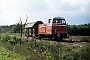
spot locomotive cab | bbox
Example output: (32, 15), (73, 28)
(48, 17), (66, 24)
(53, 18), (66, 24)
(52, 17), (69, 39)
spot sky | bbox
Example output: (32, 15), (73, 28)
(0, 0), (90, 25)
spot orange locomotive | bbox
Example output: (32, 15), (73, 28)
(25, 17), (69, 41)
(38, 17), (69, 40)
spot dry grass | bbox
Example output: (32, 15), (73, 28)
(0, 34), (90, 60)
(70, 36), (90, 40)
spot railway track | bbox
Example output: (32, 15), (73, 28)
(8, 34), (90, 42)
(32, 36), (90, 43)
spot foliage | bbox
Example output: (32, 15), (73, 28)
(1, 35), (11, 43)
(0, 34), (90, 60)
(0, 25), (9, 33)
(67, 23), (90, 36)
(0, 46), (26, 60)
(0, 23), (25, 34)
(1, 34), (20, 45)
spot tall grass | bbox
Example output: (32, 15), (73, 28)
(0, 34), (90, 60)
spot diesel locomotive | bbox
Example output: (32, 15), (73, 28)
(25, 17), (69, 41)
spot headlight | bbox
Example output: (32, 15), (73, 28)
(67, 34), (70, 37)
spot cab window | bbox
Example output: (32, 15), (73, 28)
(53, 19), (66, 24)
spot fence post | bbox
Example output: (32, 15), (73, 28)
(20, 17), (22, 46)
(19, 15), (28, 46)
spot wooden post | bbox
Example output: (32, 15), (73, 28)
(20, 17), (22, 46)
(19, 15), (28, 46)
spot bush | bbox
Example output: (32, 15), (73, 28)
(1, 35), (90, 60)
(2, 35), (11, 43)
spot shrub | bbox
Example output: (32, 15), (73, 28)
(1, 35), (90, 60)
(2, 35), (11, 43)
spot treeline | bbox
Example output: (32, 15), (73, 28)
(0, 25), (10, 33)
(67, 23), (90, 36)
(0, 23), (25, 34)
(0, 23), (90, 36)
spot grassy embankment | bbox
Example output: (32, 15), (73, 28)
(0, 46), (26, 60)
(0, 34), (90, 60)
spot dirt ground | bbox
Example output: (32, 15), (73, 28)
(64, 36), (90, 41)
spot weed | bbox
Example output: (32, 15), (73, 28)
(0, 34), (90, 60)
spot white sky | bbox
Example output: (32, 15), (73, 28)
(0, 0), (90, 25)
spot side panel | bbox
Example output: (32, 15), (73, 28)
(46, 24), (52, 34)
(38, 24), (52, 35)
(38, 24), (46, 34)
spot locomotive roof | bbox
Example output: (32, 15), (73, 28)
(25, 21), (43, 28)
(25, 22), (36, 28)
(53, 17), (65, 20)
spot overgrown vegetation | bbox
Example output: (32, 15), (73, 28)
(0, 34), (90, 60)
(0, 46), (26, 60)
(67, 23), (90, 36)
(0, 23), (25, 34)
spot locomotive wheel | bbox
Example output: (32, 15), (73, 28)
(56, 37), (63, 42)
(59, 38), (63, 42)
(38, 35), (43, 40)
